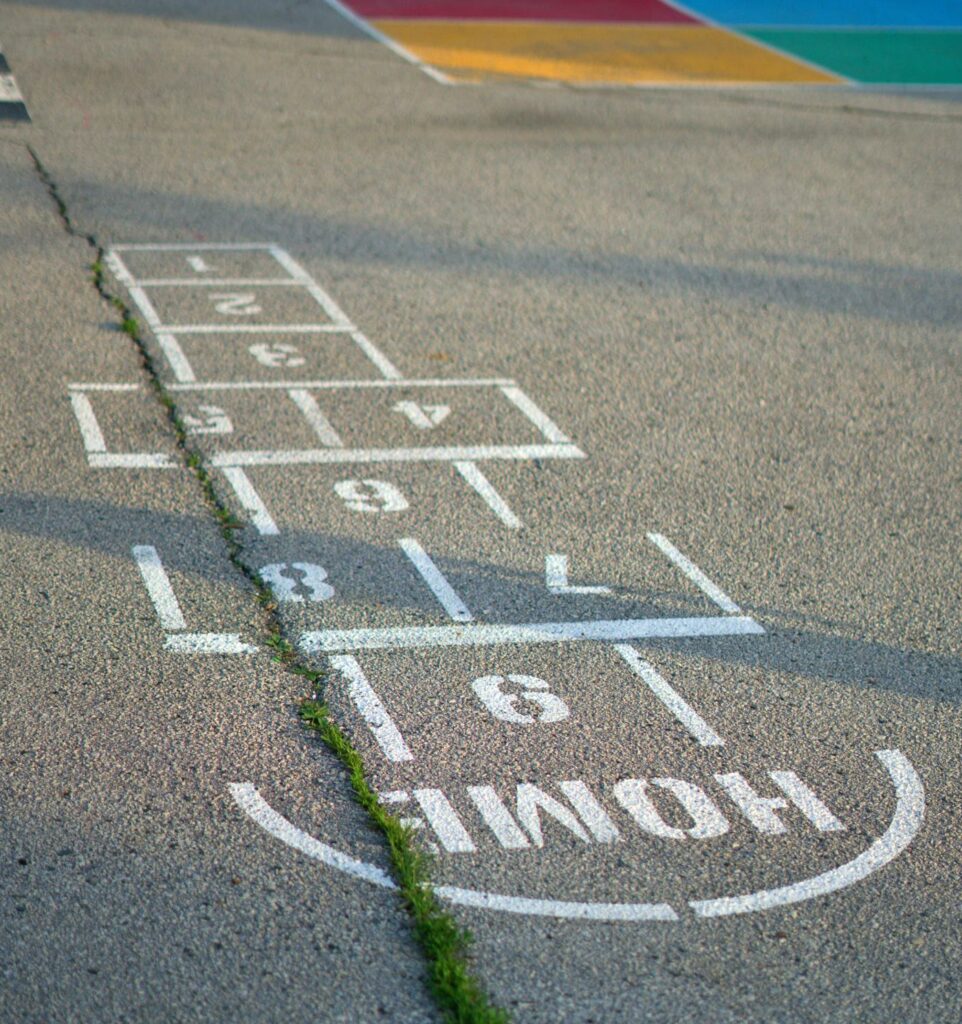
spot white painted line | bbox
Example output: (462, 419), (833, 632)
(152, 324), (353, 334)
(221, 467), (279, 535)
(454, 461), (521, 529)
(319, 0), (455, 85)
(331, 655), (414, 762)
(614, 645), (724, 747)
(229, 783), (397, 888)
(69, 393), (107, 453)
(0, 74), (23, 102)
(208, 443), (585, 468)
(167, 378), (515, 392)
(647, 533), (742, 614)
(134, 279), (301, 287)
(126, 287), (165, 332)
(164, 633), (258, 654)
(112, 243), (277, 252)
(350, 330), (403, 380)
(500, 386), (571, 443)
(398, 538), (473, 622)
(231, 784), (677, 919)
(156, 333), (196, 382)
(104, 250), (135, 287)
(287, 389), (344, 447)
(545, 554), (611, 594)
(132, 545), (187, 630)
(69, 383), (141, 392)
(301, 615), (764, 653)
(691, 750), (924, 917)
(433, 887), (678, 920)
(88, 453), (177, 469)
(233, 749), (919, 922)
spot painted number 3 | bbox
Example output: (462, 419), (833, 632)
(471, 675), (570, 725)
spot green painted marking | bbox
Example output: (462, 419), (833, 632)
(746, 29), (962, 84)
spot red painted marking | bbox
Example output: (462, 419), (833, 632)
(350, 0), (700, 23)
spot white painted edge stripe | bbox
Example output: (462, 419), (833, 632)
(88, 453), (178, 468)
(454, 461), (521, 529)
(156, 333), (196, 382)
(231, 749), (920, 921)
(85, 444), (582, 470)
(349, 330), (403, 380)
(399, 538), (473, 622)
(330, 656), (414, 762)
(71, 378), (515, 392)
(287, 389), (344, 447)
(221, 467), (279, 535)
(648, 533), (742, 613)
(69, 393), (107, 453)
(164, 633), (258, 654)
(111, 243), (278, 252)
(152, 324), (352, 334)
(132, 545), (187, 630)
(229, 783), (396, 888)
(433, 886), (678, 920)
(207, 444), (585, 467)
(319, 0), (455, 85)
(301, 615), (764, 652)
(126, 286), (164, 332)
(134, 278), (300, 287)
(0, 73), (24, 102)
(615, 645), (724, 747)
(691, 750), (924, 917)
(499, 386), (571, 443)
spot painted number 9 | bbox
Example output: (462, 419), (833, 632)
(470, 674), (570, 725)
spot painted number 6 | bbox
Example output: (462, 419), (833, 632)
(470, 674), (570, 725)
(333, 479), (409, 513)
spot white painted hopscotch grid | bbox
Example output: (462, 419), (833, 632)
(72, 241), (925, 926)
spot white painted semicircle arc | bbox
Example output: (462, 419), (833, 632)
(229, 749), (923, 923)
(690, 750), (924, 918)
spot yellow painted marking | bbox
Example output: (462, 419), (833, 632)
(371, 22), (840, 84)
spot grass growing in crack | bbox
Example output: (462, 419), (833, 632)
(299, 699), (509, 1024)
(27, 143), (510, 1024)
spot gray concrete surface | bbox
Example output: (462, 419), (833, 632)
(1, 1), (960, 1021)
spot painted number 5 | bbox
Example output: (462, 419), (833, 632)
(471, 675), (570, 725)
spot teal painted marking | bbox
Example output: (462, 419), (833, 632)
(747, 29), (962, 83)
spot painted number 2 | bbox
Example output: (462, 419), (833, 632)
(211, 293), (262, 316)
(259, 563), (335, 603)
(334, 479), (409, 514)
(471, 675), (570, 725)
